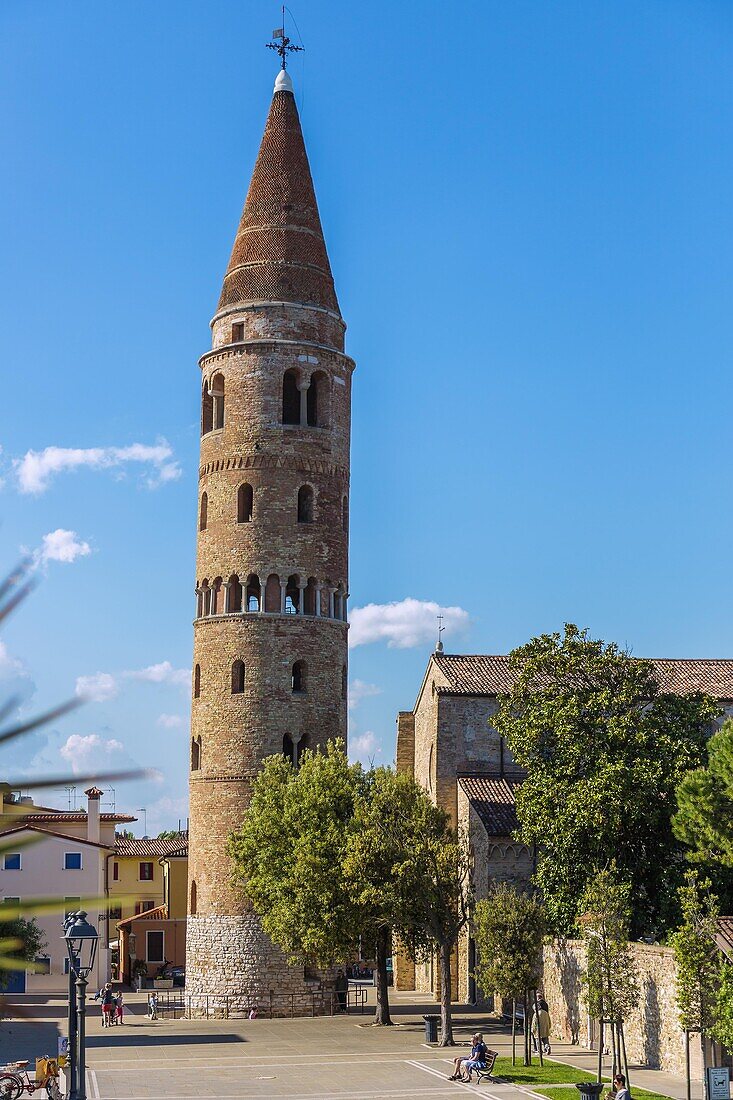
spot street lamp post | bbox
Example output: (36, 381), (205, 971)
(63, 911), (98, 1100)
(62, 913), (78, 1100)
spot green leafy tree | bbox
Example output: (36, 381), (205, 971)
(494, 624), (718, 937)
(669, 871), (720, 1034)
(0, 907), (46, 989)
(674, 720), (733, 869)
(668, 871), (720, 1092)
(473, 884), (544, 1065)
(398, 813), (472, 1046)
(579, 867), (639, 1083)
(344, 767), (438, 1026)
(711, 962), (733, 1052)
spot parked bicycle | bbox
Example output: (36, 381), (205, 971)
(0, 1058), (62, 1100)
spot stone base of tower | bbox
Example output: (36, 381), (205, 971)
(185, 913), (335, 1018)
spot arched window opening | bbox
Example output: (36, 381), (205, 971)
(228, 574), (242, 613)
(200, 580), (210, 617)
(246, 574), (261, 612)
(304, 578), (317, 616)
(282, 369), (300, 425)
(264, 574), (280, 613)
(237, 483), (253, 523)
(285, 575), (300, 615)
(342, 664), (348, 701)
(201, 384), (213, 435)
(191, 737), (201, 771)
(342, 496), (348, 533)
(211, 373), (225, 430)
(307, 371), (328, 427)
(297, 485), (313, 524)
(193, 664), (201, 699)
(283, 733), (307, 768)
(190, 880), (197, 916)
(199, 492), (208, 532)
(231, 660), (245, 694)
(212, 577), (223, 615)
(292, 660), (307, 694)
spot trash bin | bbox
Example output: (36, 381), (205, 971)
(423, 1014), (440, 1043)
(575, 1083), (604, 1100)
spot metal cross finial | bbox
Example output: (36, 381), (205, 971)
(266, 7), (304, 70)
(436, 613), (445, 653)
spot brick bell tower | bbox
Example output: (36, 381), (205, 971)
(186, 65), (352, 1010)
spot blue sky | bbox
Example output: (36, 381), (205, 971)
(2, 1), (732, 832)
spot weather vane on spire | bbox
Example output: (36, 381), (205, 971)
(266, 6), (304, 70)
(436, 613), (445, 654)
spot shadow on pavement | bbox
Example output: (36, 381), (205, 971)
(87, 1032), (246, 1048)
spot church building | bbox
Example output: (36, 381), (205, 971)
(186, 62), (353, 1012)
(396, 650), (733, 1003)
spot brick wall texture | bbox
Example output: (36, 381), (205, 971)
(186, 82), (353, 1010)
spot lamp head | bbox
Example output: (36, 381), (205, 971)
(63, 909), (98, 978)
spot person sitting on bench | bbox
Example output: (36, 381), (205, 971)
(448, 1033), (488, 1082)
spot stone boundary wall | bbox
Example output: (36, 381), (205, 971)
(541, 940), (703, 1079)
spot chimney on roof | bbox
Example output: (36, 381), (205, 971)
(85, 786), (102, 844)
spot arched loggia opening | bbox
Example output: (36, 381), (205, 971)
(282, 370), (300, 425)
(211, 374), (225, 430)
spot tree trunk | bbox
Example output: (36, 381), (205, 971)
(373, 926), (392, 1026)
(512, 999), (517, 1065)
(597, 1017), (603, 1084)
(438, 940), (455, 1046)
(523, 991), (531, 1066)
(685, 1030), (691, 1100)
(619, 1021), (629, 1088)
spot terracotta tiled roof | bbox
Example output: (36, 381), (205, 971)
(716, 917), (733, 961)
(160, 845), (188, 860)
(0, 823), (114, 850)
(434, 654), (733, 701)
(218, 85), (339, 314)
(458, 776), (522, 836)
(117, 904), (167, 927)
(5, 812), (137, 824)
(115, 834), (188, 858)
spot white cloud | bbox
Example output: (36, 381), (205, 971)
(34, 528), (91, 567)
(349, 730), (382, 764)
(348, 679), (382, 711)
(125, 661), (190, 687)
(14, 440), (181, 494)
(75, 672), (119, 703)
(0, 641), (27, 680)
(156, 713), (184, 729)
(144, 794), (189, 836)
(59, 733), (125, 776)
(349, 598), (470, 649)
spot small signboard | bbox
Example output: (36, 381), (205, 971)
(706, 1067), (730, 1100)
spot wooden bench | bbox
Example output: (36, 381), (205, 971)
(466, 1048), (498, 1084)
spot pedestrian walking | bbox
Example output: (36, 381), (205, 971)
(148, 991), (158, 1020)
(115, 991), (124, 1025)
(335, 969), (348, 1012)
(532, 997), (552, 1054)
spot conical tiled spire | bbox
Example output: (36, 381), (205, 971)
(218, 76), (339, 315)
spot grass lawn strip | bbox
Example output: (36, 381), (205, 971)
(493, 1056), (604, 1085)
(534, 1087), (674, 1100)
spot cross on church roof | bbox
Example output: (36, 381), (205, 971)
(266, 7), (304, 70)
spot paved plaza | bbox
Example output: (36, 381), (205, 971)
(0, 991), (705, 1100)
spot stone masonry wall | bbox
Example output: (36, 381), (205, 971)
(541, 940), (704, 1079)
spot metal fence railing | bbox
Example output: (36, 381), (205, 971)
(172, 984), (367, 1020)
